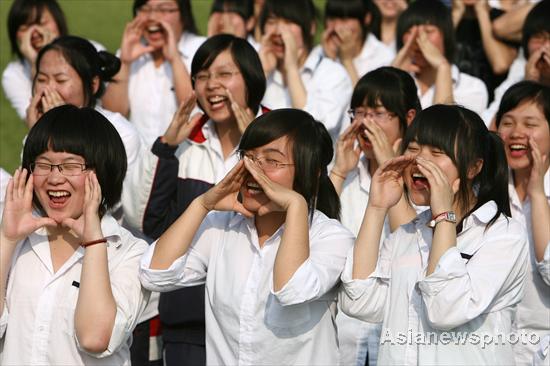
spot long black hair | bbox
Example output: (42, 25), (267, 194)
(402, 104), (510, 226)
(239, 108), (341, 220)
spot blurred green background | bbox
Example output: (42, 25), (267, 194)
(0, 0), (327, 174)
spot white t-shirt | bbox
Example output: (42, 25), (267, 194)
(508, 169), (550, 366)
(0, 214), (151, 366)
(140, 210), (354, 365)
(261, 51), (353, 141)
(1, 40), (105, 121)
(417, 64), (489, 116)
(126, 32), (205, 147)
(340, 201), (528, 365)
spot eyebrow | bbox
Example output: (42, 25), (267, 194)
(258, 147), (286, 157)
(35, 156), (85, 163)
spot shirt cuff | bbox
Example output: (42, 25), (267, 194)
(340, 248), (391, 300)
(418, 246), (468, 296)
(271, 259), (321, 306)
(139, 241), (190, 292)
(535, 242), (550, 286)
(0, 304), (8, 338)
(151, 137), (178, 158)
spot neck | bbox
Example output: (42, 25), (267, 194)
(512, 167), (530, 202)
(380, 18), (397, 45)
(47, 225), (80, 248)
(152, 50), (165, 67)
(214, 120), (241, 159)
(255, 212), (286, 247)
(416, 66), (439, 94)
(452, 190), (478, 224)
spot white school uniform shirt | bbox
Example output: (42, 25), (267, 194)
(338, 157), (427, 366)
(126, 32), (205, 146)
(140, 210), (355, 365)
(508, 169), (550, 366)
(339, 201), (528, 365)
(1, 40), (105, 120)
(0, 214), (151, 366)
(311, 33), (394, 81)
(261, 51), (353, 141)
(417, 64), (488, 116)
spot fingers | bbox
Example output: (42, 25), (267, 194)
(415, 157), (451, 189)
(380, 155), (415, 174)
(243, 156), (272, 192)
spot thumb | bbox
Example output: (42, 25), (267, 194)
(233, 202), (254, 218)
(38, 217), (58, 229)
(61, 217), (78, 231)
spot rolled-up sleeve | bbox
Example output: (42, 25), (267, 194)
(418, 220), (528, 331)
(536, 242), (550, 286)
(339, 236), (393, 324)
(272, 218), (354, 306)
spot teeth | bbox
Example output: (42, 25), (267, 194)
(510, 144), (527, 150)
(209, 96), (227, 103)
(48, 191), (70, 197)
(412, 173), (426, 179)
(247, 182), (261, 188)
(147, 25), (161, 32)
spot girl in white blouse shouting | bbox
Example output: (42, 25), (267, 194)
(140, 108), (354, 365)
(0, 106), (150, 366)
(340, 104), (528, 365)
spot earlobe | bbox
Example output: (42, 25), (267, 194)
(310, 22), (316, 36)
(364, 13), (372, 27)
(246, 17), (256, 33)
(406, 109), (417, 125)
(92, 76), (100, 95)
(467, 159), (484, 179)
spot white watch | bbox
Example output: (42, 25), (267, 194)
(427, 211), (457, 228)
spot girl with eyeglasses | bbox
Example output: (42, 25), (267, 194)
(329, 66), (421, 366)
(0, 105), (150, 366)
(102, 0), (205, 147)
(139, 108), (354, 365)
(122, 33), (266, 366)
(339, 104), (528, 364)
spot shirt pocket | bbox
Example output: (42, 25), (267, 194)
(264, 294), (311, 336)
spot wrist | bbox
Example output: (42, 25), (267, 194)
(196, 195), (214, 213)
(366, 203), (390, 215)
(330, 169), (348, 181)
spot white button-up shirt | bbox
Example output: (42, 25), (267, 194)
(0, 214), (151, 366)
(340, 201), (528, 365)
(127, 32), (205, 146)
(508, 169), (550, 366)
(261, 51), (353, 141)
(417, 64), (488, 116)
(140, 210), (354, 365)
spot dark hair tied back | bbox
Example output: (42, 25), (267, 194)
(97, 51), (121, 81)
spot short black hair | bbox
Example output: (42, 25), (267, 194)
(34, 36), (121, 108)
(396, 0), (455, 62)
(496, 80), (550, 128)
(521, 0), (550, 58)
(191, 34), (266, 114)
(324, 0), (372, 42)
(239, 108), (341, 220)
(22, 105), (127, 218)
(259, 0), (317, 52)
(402, 104), (510, 226)
(132, 0), (198, 34)
(7, 0), (68, 60)
(351, 66), (421, 133)
(210, 0), (254, 21)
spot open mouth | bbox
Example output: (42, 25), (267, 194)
(411, 172), (429, 190)
(146, 24), (162, 34)
(48, 190), (71, 206)
(207, 95), (228, 109)
(508, 144), (528, 158)
(245, 181), (264, 195)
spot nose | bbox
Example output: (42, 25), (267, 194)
(46, 166), (66, 183)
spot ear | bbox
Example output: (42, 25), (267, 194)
(246, 17), (256, 33)
(310, 21), (316, 36)
(467, 159), (483, 179)
(364, 12), (372, 27)
(406, 109), (417, 125)
(92, 76), (100, 95)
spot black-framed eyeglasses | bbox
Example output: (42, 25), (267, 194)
(237, 150), (294, 171)
(347, 109), (396, 123)
(30, 162), (88, 176)
(192, 70), (241, 84)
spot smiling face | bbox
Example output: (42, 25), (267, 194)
(240, 135), (295, 213)
(325, 17), (364, 46)
(32, 150), (88, 223)
(16, 7), (60, 52)
(263, 16), (306, 60)
(194, 49), (248, 124)
(138, 0), (183, 50)
(34, 49), (88, 106)
(373, 0), (407, 20)
(403, 141), (459, 206)
(498, 100), (550, 172)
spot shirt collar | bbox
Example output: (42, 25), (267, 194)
(413, 200), (499, 228)
(177, 31), (194, 59)
(302, 50), (323, 74)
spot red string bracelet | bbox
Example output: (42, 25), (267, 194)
(80, 238), (107, 248)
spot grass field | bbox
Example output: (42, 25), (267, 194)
(0, 0), (326, 174)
